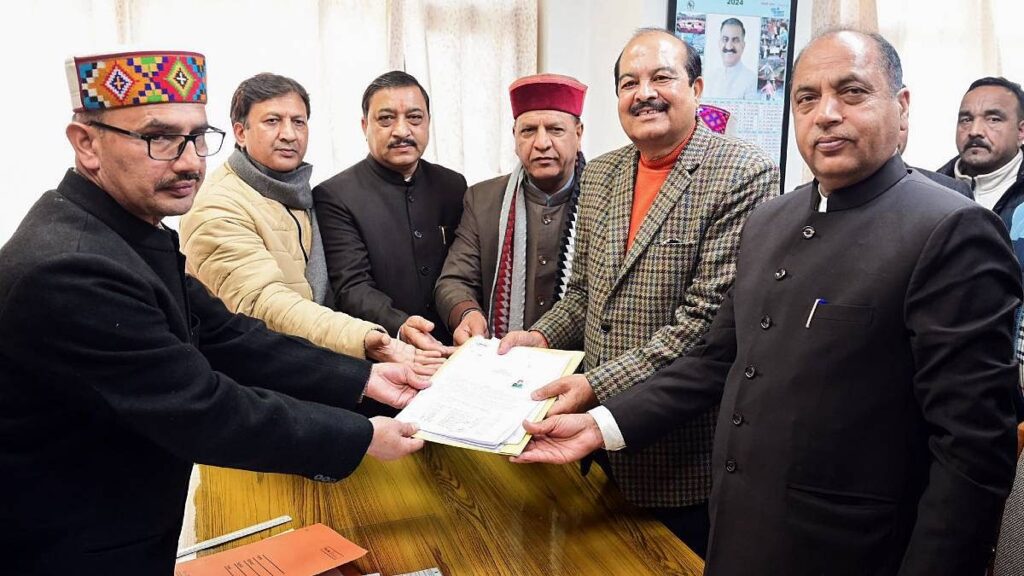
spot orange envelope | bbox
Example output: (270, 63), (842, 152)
(174, 523), (367, 576)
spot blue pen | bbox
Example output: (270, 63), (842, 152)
(805, 298), (827, 328)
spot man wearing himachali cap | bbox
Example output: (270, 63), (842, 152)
(435, 74), (587, 343)
(0, 50), (427, 574)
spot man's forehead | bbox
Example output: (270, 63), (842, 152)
(369, 86), (426, 110)
(621, 34), (686, 72)
(107, 102), (208, 130)
(794, 33), (877, 84)
(962, 85), (1018, 111)
(721, 24), (744, 37)
(516, 109), (576, 126)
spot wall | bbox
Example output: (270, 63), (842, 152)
(537, 0), (812, 192)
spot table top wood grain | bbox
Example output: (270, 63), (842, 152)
(194, 443), (703, 575)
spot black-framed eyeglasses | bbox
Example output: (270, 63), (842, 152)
(88, 120), (226, 161)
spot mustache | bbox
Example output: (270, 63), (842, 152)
(629, 100), (669, 115)
(388, 138), (417, 148)
(964, 137), (990, 150)
(722, 48), (738, 54)
(157, 173), (201, 188)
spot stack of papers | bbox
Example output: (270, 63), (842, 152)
(396, 337), (584, 455)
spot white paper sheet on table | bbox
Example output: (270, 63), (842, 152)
(395, 337), (584, 455)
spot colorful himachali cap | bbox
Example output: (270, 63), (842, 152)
(509, 73), (587, 119)
(66, 50), (207, 112)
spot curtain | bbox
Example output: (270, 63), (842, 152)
(0, 0), (537, 245)
(391, 0), (537, 185)
(878, 0), (1024, 170)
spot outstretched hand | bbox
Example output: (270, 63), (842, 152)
(399, 315), (456, 357)
(364, 362), (431, 408)
(510, 414), (604, 464)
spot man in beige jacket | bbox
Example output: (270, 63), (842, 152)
(181, 73), (441, 370)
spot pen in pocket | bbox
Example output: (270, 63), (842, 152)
(805, 298), (827, 328)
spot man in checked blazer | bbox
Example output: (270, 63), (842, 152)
(499, 28), (778, 556)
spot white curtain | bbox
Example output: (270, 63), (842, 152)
(0, 0), (537, 244)
(391, 0), (537, 185)
(879, 0), (1024, 171)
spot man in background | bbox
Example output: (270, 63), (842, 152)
(315, 71), (465, 351)
(0, 51), (427, 575)
(435, 74), (587, 343)
(181, 73), (441, 372)
(500, 29), (778, 557)
(938, 76), (1024, 262)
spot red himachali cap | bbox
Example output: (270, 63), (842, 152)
(509, 73), (587, 119)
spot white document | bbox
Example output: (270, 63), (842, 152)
(396, 337), (584, 453)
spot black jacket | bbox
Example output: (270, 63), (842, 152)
(0, 171), (375, 575)
(314, 156), (465, 343)
(608, 157), (1022, 575)
(938, 147), (1024, 270)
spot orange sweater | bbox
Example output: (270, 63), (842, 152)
(627, 127), (696, 250)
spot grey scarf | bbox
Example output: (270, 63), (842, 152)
(227, 149), (329, 304)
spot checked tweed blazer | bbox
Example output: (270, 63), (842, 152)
(532, 123), (778, 507)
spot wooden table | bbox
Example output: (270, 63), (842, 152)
(194, 443), (704, 575)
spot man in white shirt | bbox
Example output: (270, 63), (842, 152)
(703, 18), (759, 101)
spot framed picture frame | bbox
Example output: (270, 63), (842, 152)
(668, 0), (798, 190)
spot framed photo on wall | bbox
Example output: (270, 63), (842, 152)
(669, 0), (798, 184)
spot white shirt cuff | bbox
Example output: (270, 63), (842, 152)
(588, 405), (626, 451)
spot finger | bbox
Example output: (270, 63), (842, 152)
(415, 354), (446, 365)
(547, 396), (576, 416)
(377, 333), (391, 347)
(404, 371), (432, 390)
(453, 328), (470, 345)
(412, 363), (440, 377)
(522, 417), (556, 436)
(531, 379), (567, 401)
(497, 334), (521, 355)
(510, 442), (549, 464)
(402, 437), (425, 454)
(399, 421), (419, 437)
(408, 315), (435, 332)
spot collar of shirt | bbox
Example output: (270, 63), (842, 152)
(954, 149), (1023, 201)
(810, 154), (907, 213)
(364, 153), (423, 186)
(523, 171), (575, 207)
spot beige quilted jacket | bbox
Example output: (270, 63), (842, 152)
(180, 162), (380, 358)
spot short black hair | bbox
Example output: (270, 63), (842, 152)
(966, 77), (1024, 120)
(721, 18), (745, 37)
(793, 28), (903, 96)
(613, 28), (702, 93)
(361, 71), (431, 117)
(230, 73), (310, 126)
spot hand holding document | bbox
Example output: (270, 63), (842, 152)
(395, 337), (584, 455)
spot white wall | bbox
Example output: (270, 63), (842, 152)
(538, 0), (669, 160)
(538, 0), (812, 192)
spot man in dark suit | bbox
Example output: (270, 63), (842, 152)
(314, 71), (466, 349)
(513, 30), (1022, 576)
(0, 50), (427, 575)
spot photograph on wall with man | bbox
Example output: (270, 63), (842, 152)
(671, 0), (794, 167)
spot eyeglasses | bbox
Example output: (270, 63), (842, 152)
(88, 120), (226, 161)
